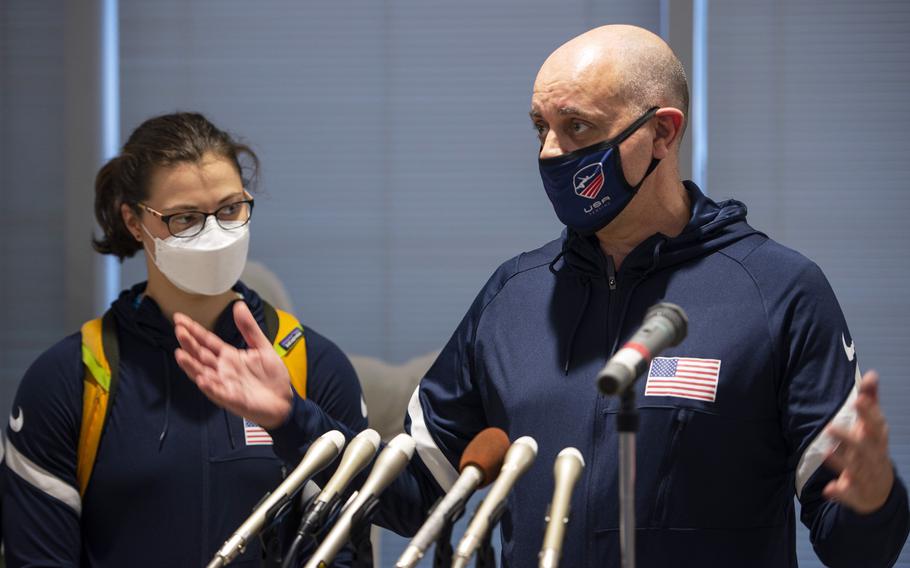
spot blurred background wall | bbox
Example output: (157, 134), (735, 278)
(2, 0), (908, 565)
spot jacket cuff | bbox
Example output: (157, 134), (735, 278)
(267, 390), (320, 464)
(838, 467), (908, 527)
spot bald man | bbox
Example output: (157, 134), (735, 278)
(173, 25), (909, 566)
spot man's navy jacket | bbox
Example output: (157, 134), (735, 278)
(273, 182), (908, 567)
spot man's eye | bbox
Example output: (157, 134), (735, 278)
(571, 121), (590, 134)
(533, 123), (547, 137)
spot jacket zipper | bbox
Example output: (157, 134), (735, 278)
(606, 255), (617, 290)
(653, 407), (692, 525)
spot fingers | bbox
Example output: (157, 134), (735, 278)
(174, 325), (220, 371)
(174, 348), (206, 382)
(173, 312), (227, 357)
(826, 425), (863, 455)
(858, 370), (880, 403)
(823, 475), (852, 502)
(233, 301), (273, 351)
(824, 444), (847, 474)
(855, 395), (887, 443)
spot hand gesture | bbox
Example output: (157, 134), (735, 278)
(823, 370), (895, 514)
(173, 302), (293, 429)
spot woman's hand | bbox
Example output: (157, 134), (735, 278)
(173, 302), (293, 429)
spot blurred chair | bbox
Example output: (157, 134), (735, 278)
(349, 352), (437, 441)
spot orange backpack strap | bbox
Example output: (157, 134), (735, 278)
(261, 301), (308, 399)
(77, 310), (119, 497)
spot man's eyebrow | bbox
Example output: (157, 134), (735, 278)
(557, 106), (597, 120)
(528, 106), (599, 121)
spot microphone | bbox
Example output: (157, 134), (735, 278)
(281, 430), (382, 568)
(452, 436), (538, 568)
(298, 428), (381, 535)
(596, 302), (688, 396)
(538, 447), (585, 568)
(303, 433), (416, 568)
(396, 427), (511, 568)
(206, 430), (345, 568)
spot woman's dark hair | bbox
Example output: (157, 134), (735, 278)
(92, 112), (260, 260)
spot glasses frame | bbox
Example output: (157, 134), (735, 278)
(138, 198), (255, 238)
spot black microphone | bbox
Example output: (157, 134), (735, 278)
(596, 303), (688, 396)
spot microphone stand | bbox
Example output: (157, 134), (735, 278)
(474, 500), (507, 568)
(616, 389), (638, 568)
(349, 495), (380, 568)
(430, 495), (467, 568)
(475, 531), (496, 568)
(283, 495), (342, 568)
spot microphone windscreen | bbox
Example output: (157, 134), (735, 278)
(459, 427), (510, 488)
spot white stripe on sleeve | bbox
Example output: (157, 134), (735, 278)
(5, 438), (81, 515)
(406, 386), (459, 492)
(795, 366), (862, 498)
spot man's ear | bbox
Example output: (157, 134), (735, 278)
(121, 203), (143, 242)
(652, 107), (685, 159)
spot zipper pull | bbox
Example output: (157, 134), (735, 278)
(606, 256), (617, 290)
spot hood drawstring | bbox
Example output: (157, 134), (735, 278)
(550, 240), (597, 375)
(158, 350), (171, 451)
(224, 409), (236, 450)
(564, 280), (591, 375)
(552, 233), (668, 375)
(130, 312), (173, 452)
(548, 249), (566, 276)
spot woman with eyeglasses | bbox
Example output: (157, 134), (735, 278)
(2, 112), (367, 567)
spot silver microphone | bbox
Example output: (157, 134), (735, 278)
(396, 427), (511, 568)
(538, 447), (585, 568)
(596, 302), (688, 395)
(206, 430), (345, 568)
(303, 434), (416, 568)
(452, 436), (538, 568)
(297, 429), (381, 536)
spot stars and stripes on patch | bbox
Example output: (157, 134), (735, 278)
(644, 357), (722, 402)
(244, 418), (273, 446)
(578, 171), (604, 198)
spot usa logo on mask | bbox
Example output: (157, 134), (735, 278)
(573, 163), (605, 199)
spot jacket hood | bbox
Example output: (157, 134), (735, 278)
(551, 181), (761, 374)
(110, 280), (266, 350)
(558, 181), (759, 281)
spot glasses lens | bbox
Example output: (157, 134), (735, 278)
(168, 212), (206, 237)
(215, 201), (252, 230)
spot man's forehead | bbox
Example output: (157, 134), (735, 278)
(529, 83), (624, 122)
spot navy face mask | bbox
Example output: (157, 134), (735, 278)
(539, 107), (660, 235)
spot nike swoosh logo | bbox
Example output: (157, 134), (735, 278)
(842, 333), (856, 362)
(9, 407), (23, 433)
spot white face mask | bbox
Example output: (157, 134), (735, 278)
(142, 218), (250, 296)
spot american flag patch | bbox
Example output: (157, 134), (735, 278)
(244, 418), (273, 446)
(645, 357), (722, 402)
